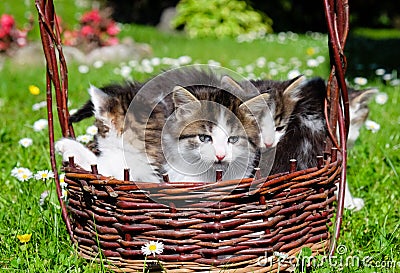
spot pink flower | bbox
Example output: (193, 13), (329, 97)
(80, 25), (95, 37)
(0, 28), (7, 39)
(1, 14), (15, 31)
(81, 10), (102, 24)
(105, 37), (119, 46)
(106, 22), (120, 36)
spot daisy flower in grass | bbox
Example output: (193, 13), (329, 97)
(17, 233), (32, 243)
(354, 77), (368, 86)
(34, 170), (54, 181)
(19, 137), (33, 148)
(32, 101), (47, 111)
(59, 173), (68, 201)
(39, 190), (50, 206)
(141, 241), (164, 256)
(76, 134), (93, 144)
(11, 167), (33, 181)
(33, 119), (48, 132)
(375, 92), (388, 105)
(86, 125), (98, 136)
(365, 120), (380, 133)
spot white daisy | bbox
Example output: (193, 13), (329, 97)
(142, 63), (154, 74)
(245, 64), (254, 73)
(39, 190), (50, 206)
(306, 59), (319, 67)
(141, 241), (164, 256)
(19, 138), (33, 148)
(382, 74), (392, 81)
(78, 65), (89, 74)
(316, 55), (325, 63)
(365, 120), (380, 133)
(61, 188), (68, 201)
(256, 57), (266, 68)
(354, 77), (368, 86)
(207, 60), (221, 67)
(178, 55), (192, 65)
(150, 57), (161, 66)
(11, 167), (33, 182)
(33, 119), (48, 132)
(32, 101), (47, 111)
(375, 92), (388, 105)
(93, 60), (104, 68)
(287, 69), (301, 79)
(34, 170), (55, 181)
(120, 65), (132, 78)
(76, 134), (93, 144)
(390, 79), (400, 86)
(86, 125), (98, 136)
(375, 68), (385, 76)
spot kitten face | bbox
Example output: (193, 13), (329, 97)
(240, 76), (305, 149)
(162, 85), (258, 181)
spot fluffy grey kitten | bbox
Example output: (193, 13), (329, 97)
(160, 71), (261, 182)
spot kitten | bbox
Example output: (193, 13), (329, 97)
(347, 87), (378, 149)
(161, 71), (260, 182)
(343, 86), (377, 211)
(56, 82), (163, 182)
(236, 76), (376, 211)
(224, 75), (324, 174)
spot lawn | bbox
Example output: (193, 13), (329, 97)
(1, 2), (400, 273)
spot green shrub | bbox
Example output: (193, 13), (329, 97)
(172, 0), (273, 38)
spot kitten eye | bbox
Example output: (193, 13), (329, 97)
(228, 136), (239, 144)
(199, 134), (212, 143)
(276, 125), (285, 132)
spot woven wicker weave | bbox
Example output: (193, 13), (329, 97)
(35, 0), (350, 271)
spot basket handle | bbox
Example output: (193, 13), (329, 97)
(323, 0), (350, 256)
(35, 0), (74, 241)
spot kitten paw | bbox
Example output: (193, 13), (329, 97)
(344, 197), (365, 211)
(55, 138), (97, 170)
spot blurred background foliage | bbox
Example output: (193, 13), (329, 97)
(1, 0), (399, 76)
(104, 0), (400, 31)
(171, 0), (273, 38)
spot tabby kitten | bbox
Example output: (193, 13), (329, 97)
(347, 87), (378, 149)
(344, 86), (377, 211)
(161, 73), (261, 182)
(56, 82), (163, 182)
(223, 75), (322, 174)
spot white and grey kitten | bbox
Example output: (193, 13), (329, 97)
(161, 76), (260, 182)
(56, 82), (162, 182)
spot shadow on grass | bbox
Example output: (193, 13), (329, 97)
(345, 35), (400, 78)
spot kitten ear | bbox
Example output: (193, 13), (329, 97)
(239, 93), (271, 116)
(88, 85), (109, 119)
(283, 75), (306, 103)
(221, 76), (245, 94)
(351, 88), (378, 108)
(172, 86), (201, 119)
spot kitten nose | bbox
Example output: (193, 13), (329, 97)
(265, 142), (273, 148)
(216, 154), (225, 161)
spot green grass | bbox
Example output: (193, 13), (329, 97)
(352, 28), (400, 40)
(1, 5), (400, 272)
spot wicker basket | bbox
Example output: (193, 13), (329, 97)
(35, 0), (350, 271)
